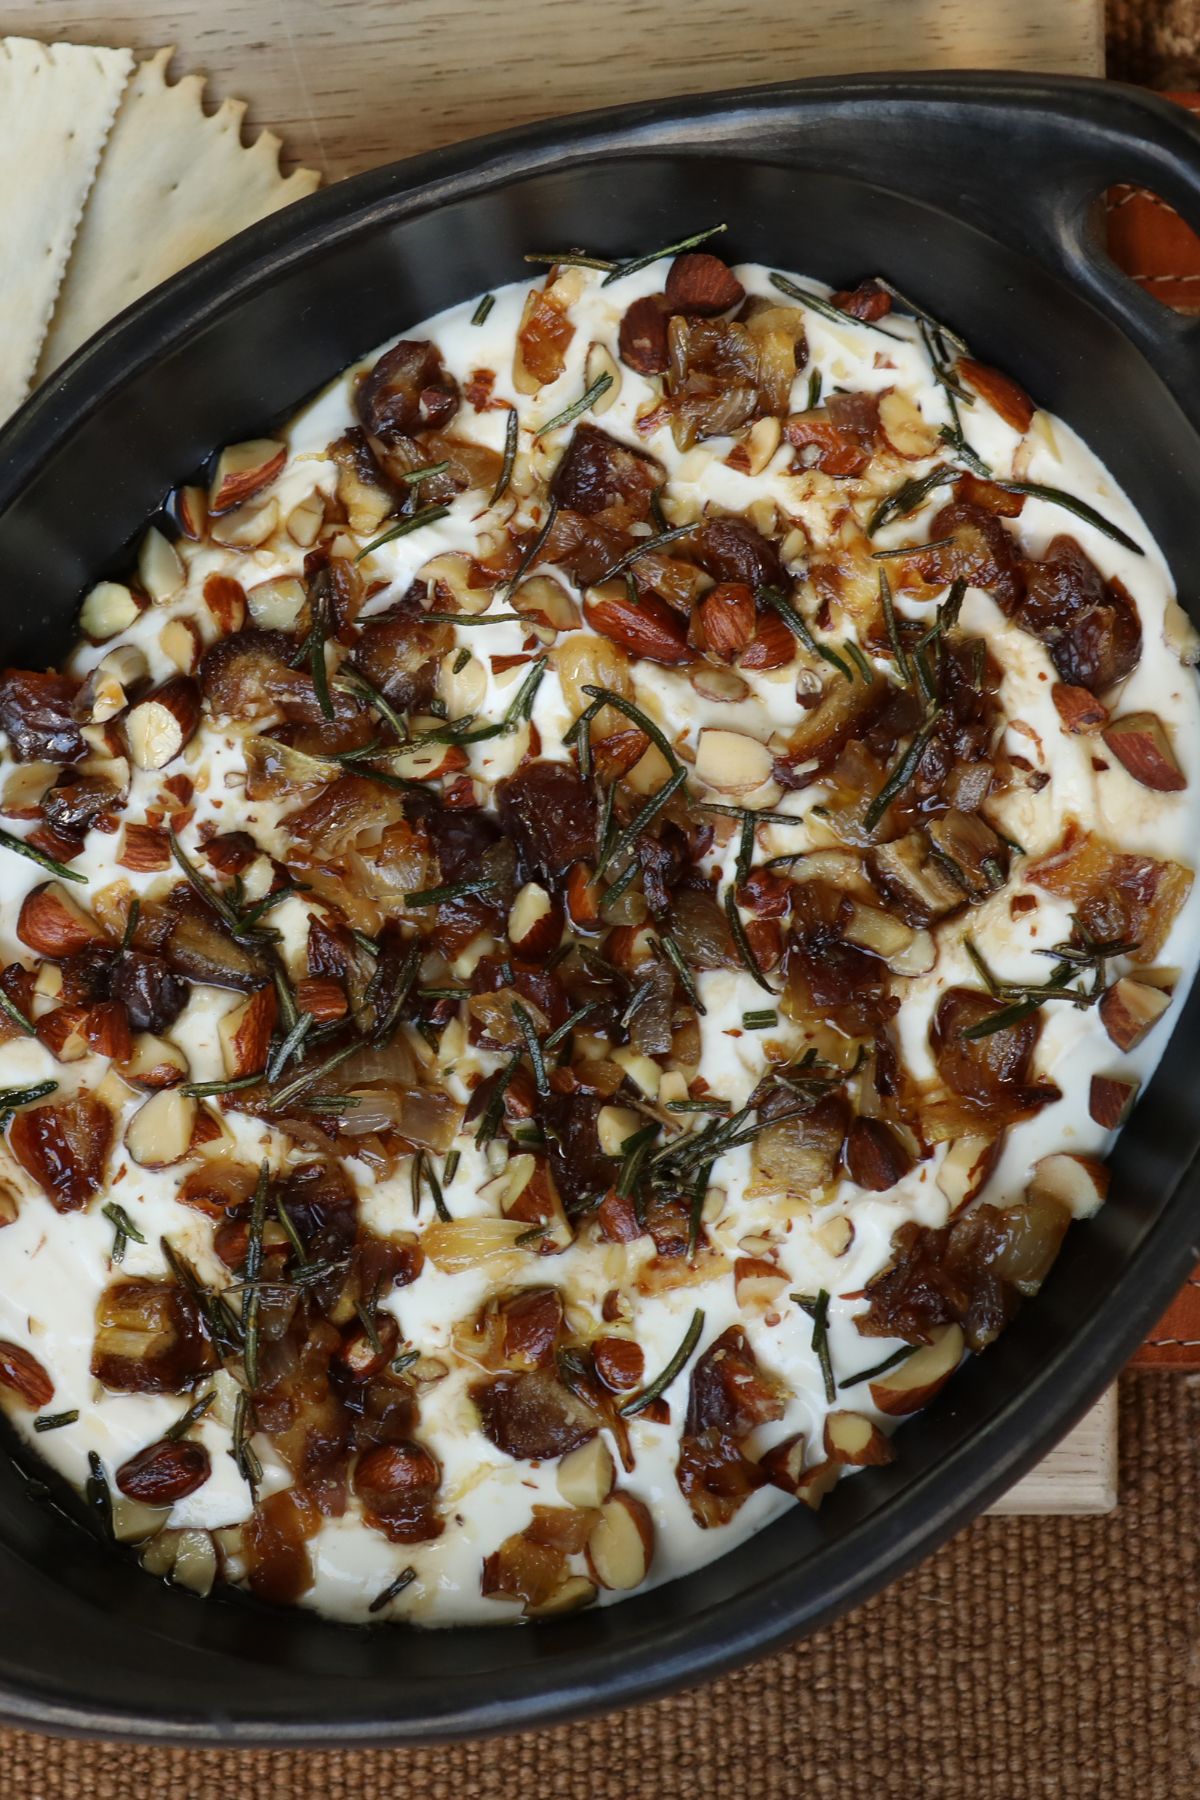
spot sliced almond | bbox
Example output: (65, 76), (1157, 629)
(526, 1574), (598, 1618)
(585, 1492), (654, 1591)
(585, 340), (621, 415)
(202, 574), (246, 636)
(878, 388), (940, 459)
(795, 1458), (842, 1510)
(82, 644), (149, 724)
(137, 529), (183, 603)
(1027, 1151), (1109, 1220)
(507, 882), (562, 959)
(247, 576), (307, 633)
(1088, 1073), (1139, 1130)
(690, 665), (751, 704)
(119, 1033), (189, 1090)
(869, 1323), (963, 1416)
(1099, 977), (1171, 1051)
(125, 677), (201, 771)
(159, 617), (203, 675)
(512, 575), (579, 633)
(597, 1105), (644, 1158)
(814, 1214), (854, 1258)
(937, 1134), (1002, 1215)
(760, 1432), (809, 1494)
(125, 1088), (197, 1169)
(843, 901), (913, 960)
(823, 1409), (894, 1466)
(557, 1435), (615, 1509)
(420, 551), (489, 615)
(210, 498), (280, 551)
(80, 581), (141, 643)
(439, 648), (488, 716)
(733, 1255), (788, 1311)
(218, 988), (277, 1079)
(694, 727), (774, 794)
(209, 440), (286, 516)
(285, 490), (326, 548)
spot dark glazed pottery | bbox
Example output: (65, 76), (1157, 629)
(0, 72), (1198, 1745)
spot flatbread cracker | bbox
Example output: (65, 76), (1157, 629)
(0, 37), (132, 422)
(40, 48), (320, 376)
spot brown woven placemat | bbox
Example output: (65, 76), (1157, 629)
(0, 1372), (1193, 1799)
(1109, 0), (1200, 86)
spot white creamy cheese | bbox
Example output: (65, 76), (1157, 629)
(0, 260), (1196, 1626)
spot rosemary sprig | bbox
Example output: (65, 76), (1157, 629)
(806, 368), (822, 409)
(475, 1050), (521, 1147)
(620, 1308), (705, 1414)
(241, 1162), (270, 1389)
(333, 668), (409, 744)
(85, 1450), (114, 1540)
(232, 1389), (262, 1497)
(266, 1011), (314, 1084)
(164, 1391), (216, 1441)
(769, 271), (903, 341)
(696, 802), (808, 827)
(599, 767), (687, 876)
(180, 1072), (262, 1099)
(423, 612), (526, 627)
(490, 406), (519, 506)
(305, 584), (334, 722)
(870, 535), (954, 560)
(867, 464), (959, 536)
(995, 481), (1143, 555)
(411, 1148), (452, 1223)
(659, 931), (707, 1014)
(759, 585), (853, 681)
(0, 824), (87, 884)
(537, 371), (613, 435)
(354, 503), (451, 563)
(615, 1122), (660, 1200)
(570, 684), (682, 776)
(743, 1009), (778, 1030)
(471, 293), (496, 325)
(401, 460), (451, 487)
(502, 496), (559, 599)
(267, 1041), (360, 1113)
(723, 887), (773, 993)
(879, 568), (911, 685)
(862, 708), (944, 833)
(34, 1409), (79, 1432)
(844, 640), (874, 683)
(542, 999), (603, 1051)
(839, 1343), (918, 1390)
(369, 1566), (418, 1613)
(921, 322), (990, 476)
(0, 1079), (57, 1129)
(793, 1288), (836, 1403)
(912, 576), (967, 657)
(873, 279), (969, 350)
(734, 811), (756, 886)
(524, 249), (617, 271)
(405, 874), (498, 908)
(102, 1200), (146, 1263)
(590, 522), (695, 585)
(512, 1000), (550, 1099)
(602, 224), (727, 286)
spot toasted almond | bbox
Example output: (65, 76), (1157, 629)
(507, 882), (563, 959)
(937, 1135), (1002, 1215)
(119, 1033), (189, 1090)
(80, 581), (141, 642)
(512, 574), (579, 633)
(285, 490), (326, 548)
(696, 582), (756, 662)
(823, 1409), (894, 1466)
(733, 1255), (788, 1311)
(118, 823), (171, 873)
(584, 341), (621, 414)
(125, 677), (201, 771)
(218, 988), (277, 1079)
(585, 1491), (654, 1591)
(18, 883), (101, 958)
(1027, 1151), (1109, 1220)
(159, 617), (203, 675)
(526, 1575), (598, 1618)
(439, 649), (488, 715)
(295, 976), (348, 1024)
(956, 359), (1035, 433)
(137, 528), (183, 603)
(245, 576), (307, 634)
(1099, 977), (1171, 1051)
(36, 1005), (90, 1061)
(1101, 712), (1186, 793)
(565, 862), (603, 935)
(795, 1458), (842, 1510)
(597, 1105), (644, 1158)
(1088, 1073), (1139, 1130)
(759, 1432), (808, 1494)
(125, 1088), (197, 1169)
(1051, 682), (1108, 734)
(694, 727), (774, 794)
(814, 1214), (854, 1257)
(209, 440), (287, 516)
(689, 664), (751, 704)
(81, 644), (149, 724)
(870, 1323), (963, 1416)
(557, 1436), (615, 1509)
(878, 388), (940, 459)
(845, 1117), (914, 1192)
(210, 497), (281, 551)
(202, 573), (247, 636)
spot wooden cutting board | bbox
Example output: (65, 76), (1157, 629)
(5, 0), (1103, 181)
(6, 0), (1111, 1514)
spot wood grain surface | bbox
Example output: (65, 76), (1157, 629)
(4, 0), (1103, 181)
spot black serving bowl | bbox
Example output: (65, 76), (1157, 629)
(0, 71), (1199, 1746)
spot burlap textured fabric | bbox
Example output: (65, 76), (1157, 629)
(0, 1374), (1193, 1799)
(1109, 0), (1200, 86)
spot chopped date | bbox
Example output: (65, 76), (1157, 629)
(111, 948), (189, 1034)
(9, 1094), (113, 1213)
(676, 1426), (768, 1529)
(930, 988), (1061, 1120)
(684, 1324), (787, 1439)
(92, 1278), (217, 1394)
(550, 423), (663, 522)
(495, 761), (599, 881)
(692, 516), (785, 592)
(472, 1368), (599, 1461)
(356, 339), (460, 441)
(0, 669), (85, 763)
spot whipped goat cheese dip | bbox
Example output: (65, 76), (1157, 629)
(0, 239), (1195, 1626)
